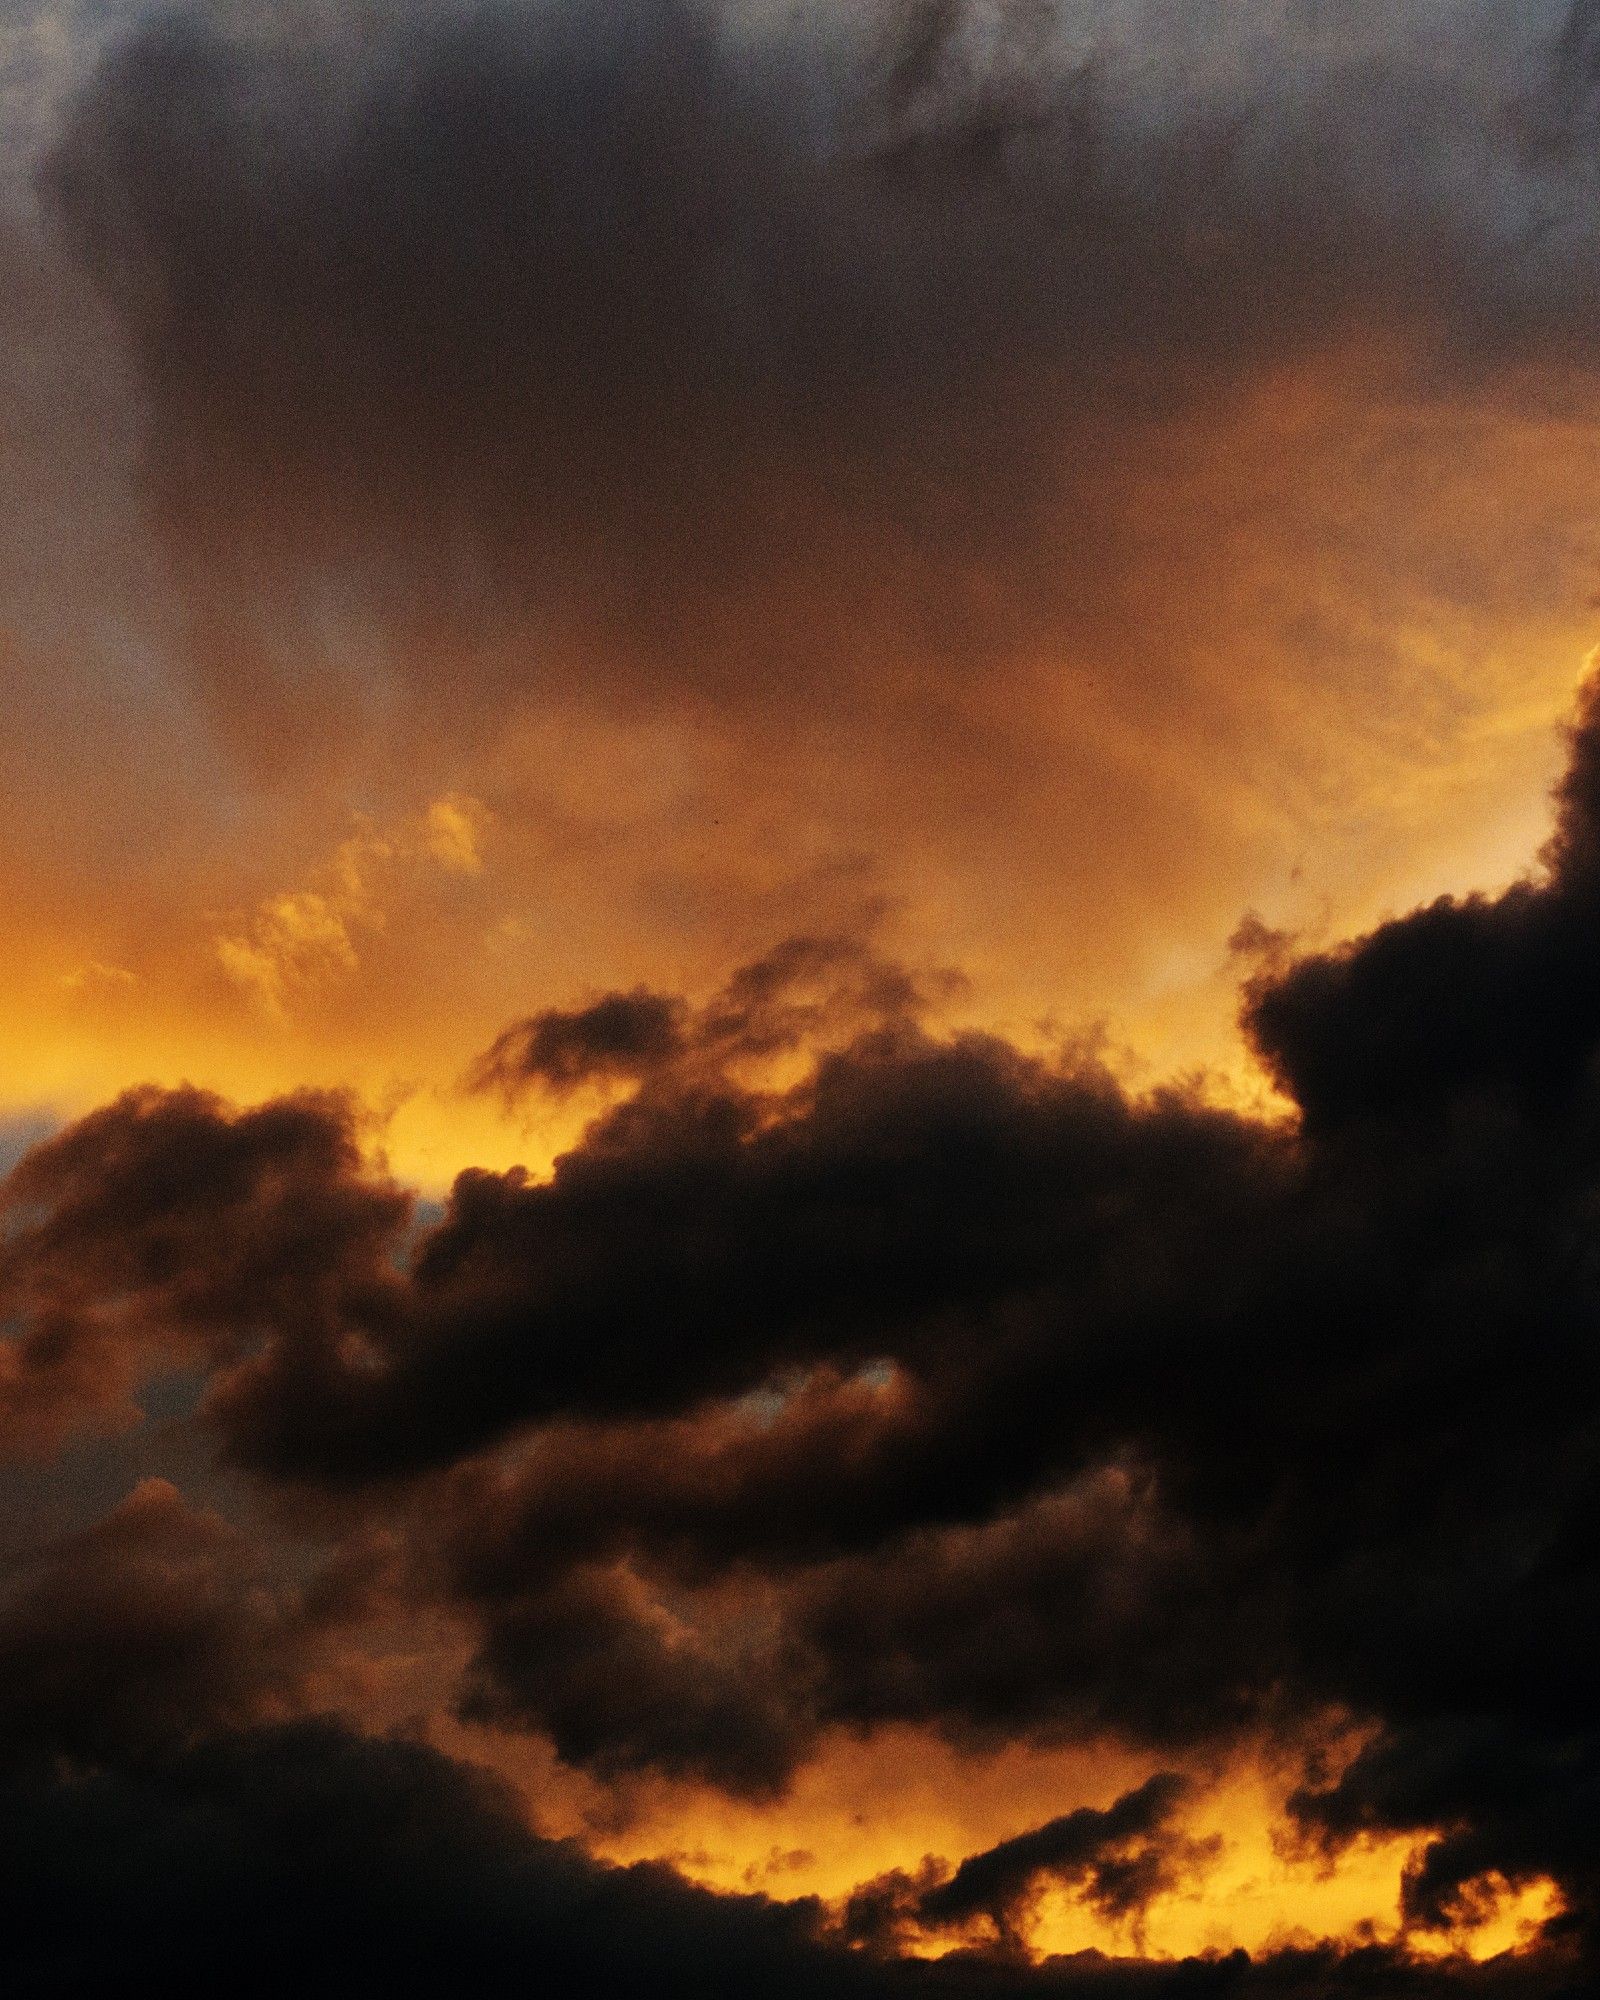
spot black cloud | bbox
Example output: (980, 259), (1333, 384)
(8, 669), (1600, 1943)
(0, 1717), (1584, 1997)
(11, 642), (1600, 1981)
(916, 1774), (1196, 1934)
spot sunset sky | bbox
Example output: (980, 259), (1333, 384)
(4, 3), (1600, 1994)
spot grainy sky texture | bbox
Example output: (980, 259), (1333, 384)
(4, 3), (1600, 1992)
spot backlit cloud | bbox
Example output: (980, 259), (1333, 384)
(4, 4), (1600, 1991)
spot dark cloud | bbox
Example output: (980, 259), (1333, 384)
(471, 989), (689, 1101)
(11, 678), (1600, 1963)
(915, 1774), (1197, 1937)
(0, 1717), (854, 2000)
(219, 1019), (1270, 1484)
(0, 1466), (1541, 1991)
(436, 1464), (1230, 1795)
(453, 1555), (808, 1795)
(0, 1084), (409, 1454)
(839, 1777), (1203, 1957)
(1242, 676), (1600, 1129)
(2, 1714), (1580, 1999)
(260, 676), (1600, 1941)
(0, 1478), (317, 1771)
(8, 2), (1600, 1987)
(39, 0), (1599, 767)
(469, 935), (934, 1103)
(1292, 1718), (1600, 1940)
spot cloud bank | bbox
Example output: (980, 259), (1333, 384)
(8, 671), (1600, 1982)
(6, 2), (1600, 1990)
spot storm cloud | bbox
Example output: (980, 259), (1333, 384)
(6, 3), (1600, 1991)
(37, 0), (1600, 770)
(6, 672), (1600, 1970)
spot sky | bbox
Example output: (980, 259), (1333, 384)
(4, 1), (1600, 1992)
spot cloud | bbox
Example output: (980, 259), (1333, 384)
(39, 0), (1600, 777)
(835, 1770), (1226, 1957)
(1242, 675), (1600, 1129)
(0, 1717), (861, 2000)
(9, 6), (1600, 1987)
(0, 752), (1592, 1984)
(471, 988), (691, 1103)
(0, 1699), (1578, 1996)
(913, 1774), (1198, 1938)
(214, 802), (492, 1016)
(10, 671), (1600, 1969)
(12, 668), (1584, 1936)
(0, 1083), (410, 1453)
(218, 1009), (1270, 1486)
(14, 0), (1600, 1179)
(422, 795), (488, 875)
(0, 1478), (354, 1771)
(468, 934), (939, 1103)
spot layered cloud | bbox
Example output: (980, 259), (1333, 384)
(6, 1), (1600, 1990)
(8, 673), (1600, 1980)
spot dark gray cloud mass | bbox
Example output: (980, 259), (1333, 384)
(8, 674), (1600, 1984)
(35, 0), (1600, 769)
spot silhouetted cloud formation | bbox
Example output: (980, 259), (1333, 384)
(8, 674), (1600, 1976)
(0, 1479), (320, 1770)
(470, 935), (932, 1103)
(0, 1084), (410, 1454)
(0, 1719), (860, 1999)
(7, 8), (1600, 1982)
(916, 1774), (1197, 1934)
(0, 1717), (1585, 1996)
(1244, 678), (1600, 1126)
(0, 1439), (1563, 1994)
(837, 1772), (1222, 1957)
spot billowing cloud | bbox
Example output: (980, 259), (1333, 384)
(903, 1773), (1202, 1945)
(470, 935), (937, 1104)
(0, 1084), (410, 1454)
(11, 0), (1600, 1190)
(0, 1718), (856, 1999)
(5, 1712), (1574, 1997)
(0, 1478), (317, 1769)
(7, 4), (1600, 1990)
(7, 676), (1600, 1973)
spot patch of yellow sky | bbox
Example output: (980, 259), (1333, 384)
(5, 633), (1594, 1195)
(432, 1716), (1561, 1968)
